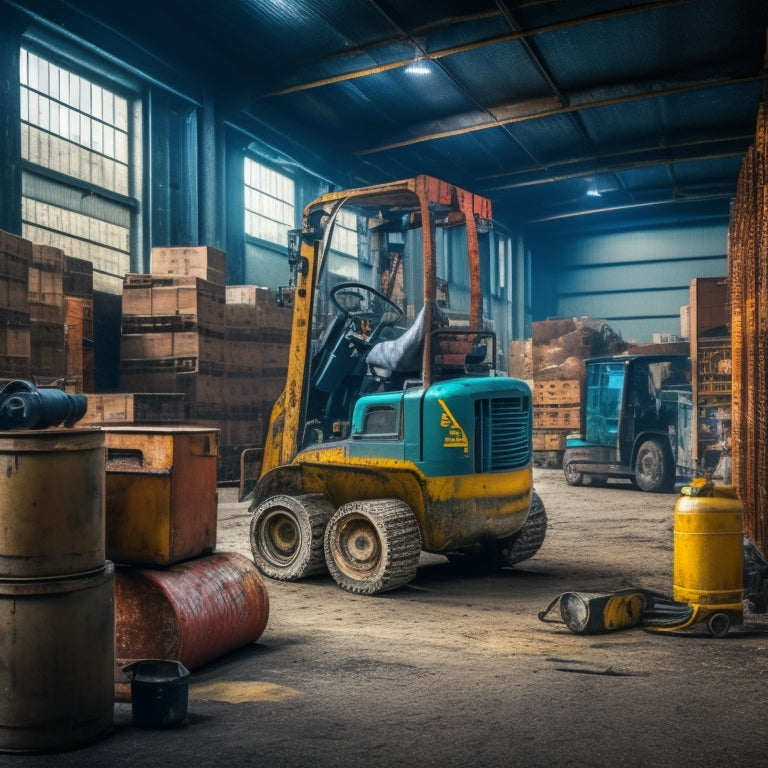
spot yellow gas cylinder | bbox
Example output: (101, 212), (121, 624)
(673, 484), (744, 622)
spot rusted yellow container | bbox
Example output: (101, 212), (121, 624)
(673, 487), (744, 608)
(0, 429), (105, 578)
(0, 564), (115, 753)
(104, 427), (219, 566)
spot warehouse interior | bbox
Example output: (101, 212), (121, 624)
(2, 0), (768, 764)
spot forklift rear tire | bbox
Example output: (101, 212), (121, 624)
(250, 494), (335, 580)
(499, 491), (548, 566)
(633, 438), (675, 493)
(324, 499), (421, 595)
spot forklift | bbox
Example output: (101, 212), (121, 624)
(246, 176), (546, 594)
(562, 354), (695, 492)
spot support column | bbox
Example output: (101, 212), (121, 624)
(0, 10), (28, 235)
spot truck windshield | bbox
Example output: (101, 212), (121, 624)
(586, 362), (625, 446)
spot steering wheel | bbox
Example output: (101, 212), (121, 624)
(330, 282), (403, 338)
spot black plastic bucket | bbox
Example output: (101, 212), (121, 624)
(122, 660), (189, 727)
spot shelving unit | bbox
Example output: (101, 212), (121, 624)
(689, 278), (731, 474)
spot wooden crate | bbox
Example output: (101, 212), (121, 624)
(533, 379), (581, 406)
(532, 429), (570, 451)
(28, 245), (65, 306)
(64, 256), (94, 299)
(151, 246), (226, 286)
(122, 274), (226, 334)
(120, 331), (225, 364)
(81, 393), (186, 425)
(30, 320), (66, 378)
(533, 405), (581, 429)
(0, 251), (30, 314)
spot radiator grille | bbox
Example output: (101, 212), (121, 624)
(475, 396), (531, 471)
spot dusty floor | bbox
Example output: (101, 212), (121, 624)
(5, 468), (768, 767)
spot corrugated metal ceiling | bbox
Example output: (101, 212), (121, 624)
(13, 0), (768, 232)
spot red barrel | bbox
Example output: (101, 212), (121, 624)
(114, 552), (269, 669)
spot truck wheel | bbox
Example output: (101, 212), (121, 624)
(634, 438), (674, 493)
(563, 452), (584, 486)
(499, 490), (547, 566)
(250, 494), (334, 580)
(324, 499), (421, 595)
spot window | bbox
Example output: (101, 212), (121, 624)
(20, 48), (136, 294)
(331, 208), (359, 257)
(244, 157), (295, 245)
(360, 405), (399, 437)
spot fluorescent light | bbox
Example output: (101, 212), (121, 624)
(406, 59), (431, 75)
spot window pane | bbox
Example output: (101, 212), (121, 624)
(244, 156), (295, 246)
(20, 48), (136, 294)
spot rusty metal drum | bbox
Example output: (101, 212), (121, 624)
(0, 428), (105, 578)
(0, 564), (115, 753)
(115, 552), (269, 670)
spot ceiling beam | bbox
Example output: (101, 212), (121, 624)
(356, 74), (766, 155)
(479, 134), (755, 188)
(262, 0), (699, 97)
(485, 150), (746, 191)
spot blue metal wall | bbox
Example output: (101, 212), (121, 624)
(527, 220), (729, 343)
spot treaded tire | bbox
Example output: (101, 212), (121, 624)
(499, 491), (547, 566)
(324, 499), (422, 595)
(634, 438), (674, 493)
(250, 494), (335, 580)
(563, 451), (584, 486)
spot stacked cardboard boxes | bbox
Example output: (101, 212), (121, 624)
(0, 230), (32, 380)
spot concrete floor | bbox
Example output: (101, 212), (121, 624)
(4, 468), (768, 767)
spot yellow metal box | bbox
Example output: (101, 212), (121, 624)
(104, 427), (219, 566)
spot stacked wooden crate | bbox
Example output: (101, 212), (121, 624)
(511, 317), (629, 468)
(211, 285), (291, 479)
(118, 246), (293, 480)
(119, 246), (227, 418)
(28, 244), (66, 384)
(531, 379), (582, 462)
(0, 230), (32, 380)
(64, 256), (95, 392)
(79, 392), (185, 426)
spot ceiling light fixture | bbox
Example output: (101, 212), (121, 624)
(405, 58), (431, 76)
